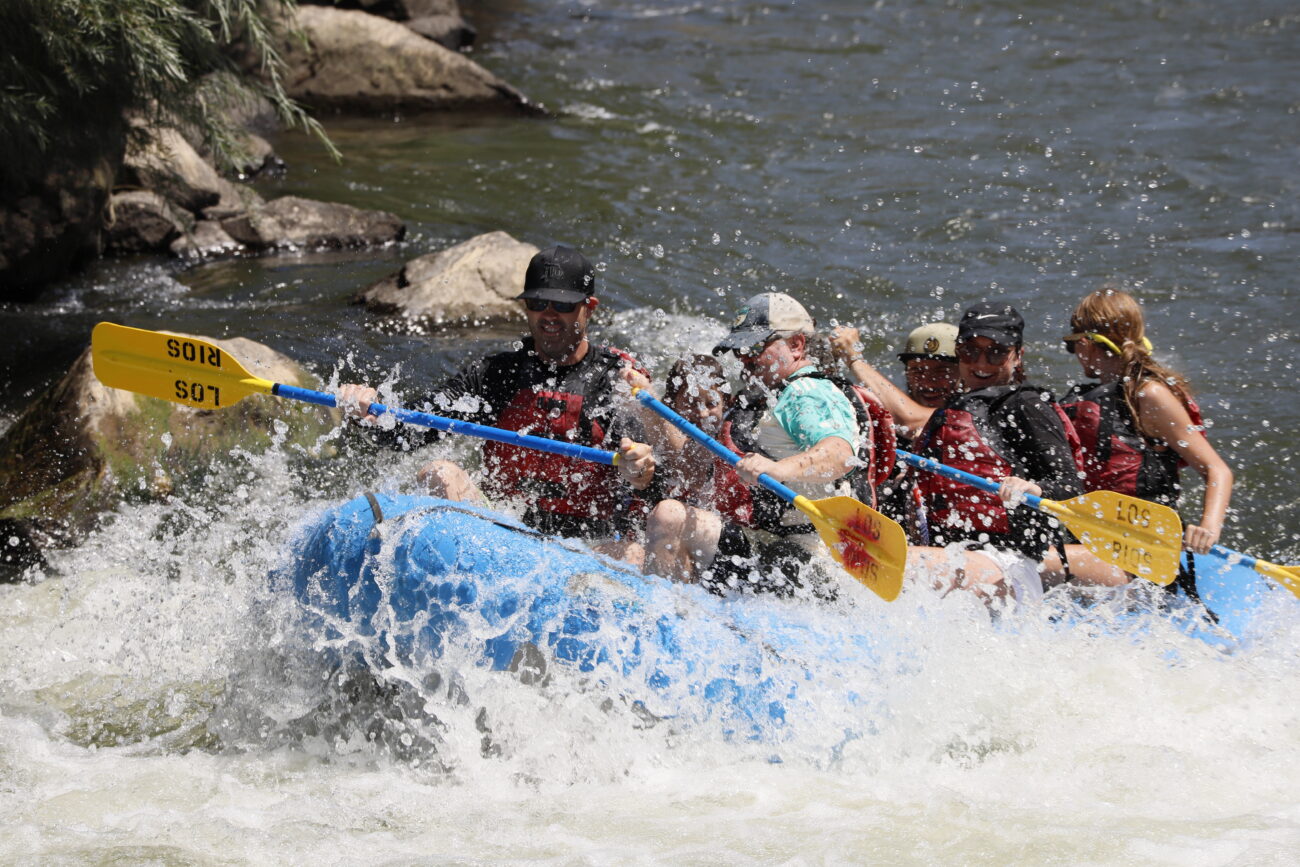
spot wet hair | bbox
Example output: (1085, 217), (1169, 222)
(1071, 287), (1193, 439)
(664, 354), (729, 403)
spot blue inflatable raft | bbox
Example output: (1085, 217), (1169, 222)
(282, 494), (1291, 738)
(283, 493), (899, 740)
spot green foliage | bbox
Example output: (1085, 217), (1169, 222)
(0, 0), (335, 194)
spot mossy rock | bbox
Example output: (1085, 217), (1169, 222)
(0, 334), (339, 574)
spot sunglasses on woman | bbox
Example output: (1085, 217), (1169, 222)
(955, 342), (1014, 364)
(524, 298), (582, 314)
(1062, 332), (1152, 355)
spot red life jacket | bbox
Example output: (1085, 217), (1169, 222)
(1060, 380), (1204, 506)
(915, 385), (1083, 544)
(480, 347), (643, 522)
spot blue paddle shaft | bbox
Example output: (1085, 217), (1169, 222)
(634, 389), (800, 503)
(896, 449), (1044, 510)
(273, 383), (617, 466)
(1207, 544), (1259, 570)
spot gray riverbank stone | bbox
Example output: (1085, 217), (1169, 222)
(0, 334), (338, 575)
(356, 231), (537, 328)
(283, 6), (535, 114)
(221, 195), (405, 251)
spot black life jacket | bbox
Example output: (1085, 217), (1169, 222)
(1060, 380), (1203, 507)
(914, 385), (1082, 557)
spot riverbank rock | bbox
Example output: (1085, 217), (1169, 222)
(355, 231), (536, 328)
(169, 221), (244, 260)
(0, 153), (121, 302)
(282, 6), (536, 114)
(220, 195), (405, 251)
(121, 127), (224, 214)
(102, 191), (189, 254)
(0, 334), (339, 578)
(300, 0), (476, 48)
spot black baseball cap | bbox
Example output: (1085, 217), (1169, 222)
(957, 302), (1024, 347)
(518, 245), (596, 303)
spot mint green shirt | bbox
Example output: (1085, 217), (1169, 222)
(770, 366), (859, 452)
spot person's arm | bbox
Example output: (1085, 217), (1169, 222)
(618, 366), (689, 456)
(337, 359), (493, 452)
(829, 327), (934, 437)
(734, 436), (854, 487)
(1137, 380), (1233, 553)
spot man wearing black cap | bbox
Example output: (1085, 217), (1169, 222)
(831, 302), (1082, 604)
(339, 245), (655, 550)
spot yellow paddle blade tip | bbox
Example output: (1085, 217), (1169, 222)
(1255, 562), (1300, 599)
(1048, 491), (1184, 586)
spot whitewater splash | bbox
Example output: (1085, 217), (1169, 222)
(1, 312), (1297, 860)
(3, 443), (1298, 860)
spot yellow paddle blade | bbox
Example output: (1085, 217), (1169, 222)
(1254, 561), (1300, 599)
(794, 495), (907, 601)
(91, 322), (274, 410)
(1041, 490), (1184, 586)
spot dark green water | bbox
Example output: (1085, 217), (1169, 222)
(2, 0), (1296, 552)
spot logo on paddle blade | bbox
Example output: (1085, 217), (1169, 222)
(836, 513), (882, 579)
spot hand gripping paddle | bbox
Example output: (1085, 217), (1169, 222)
(90, 322), (621, 467)
(897, 450), (1184, 585)
(633, 388), (908, 601)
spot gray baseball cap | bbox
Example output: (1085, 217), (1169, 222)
(714, 293), (816, 353)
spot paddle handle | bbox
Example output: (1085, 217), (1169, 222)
(633, 389), (800, 504)
(272, 383), (618, 466)
(896, 449), (1045, 510)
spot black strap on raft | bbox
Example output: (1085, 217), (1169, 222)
(1180, 550), (1220, 623)
(364, 492), (385, 524)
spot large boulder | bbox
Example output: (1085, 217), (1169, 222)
(282, 6), (536, 114)
(0, 334), (339, 576)
(121, 127), (225, 214)
(220, 195), (405, 251)
(102, 191), (189, 254)
(355, 231), (536, 328)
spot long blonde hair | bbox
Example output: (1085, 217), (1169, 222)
(1070, 287), (1193, 439)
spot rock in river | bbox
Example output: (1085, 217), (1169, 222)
(282, 6), (536, 114)
(355, 231), (539, 329)
(0, 334), (338, 578)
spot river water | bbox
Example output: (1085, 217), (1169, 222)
(2, 0), (1298, 861)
